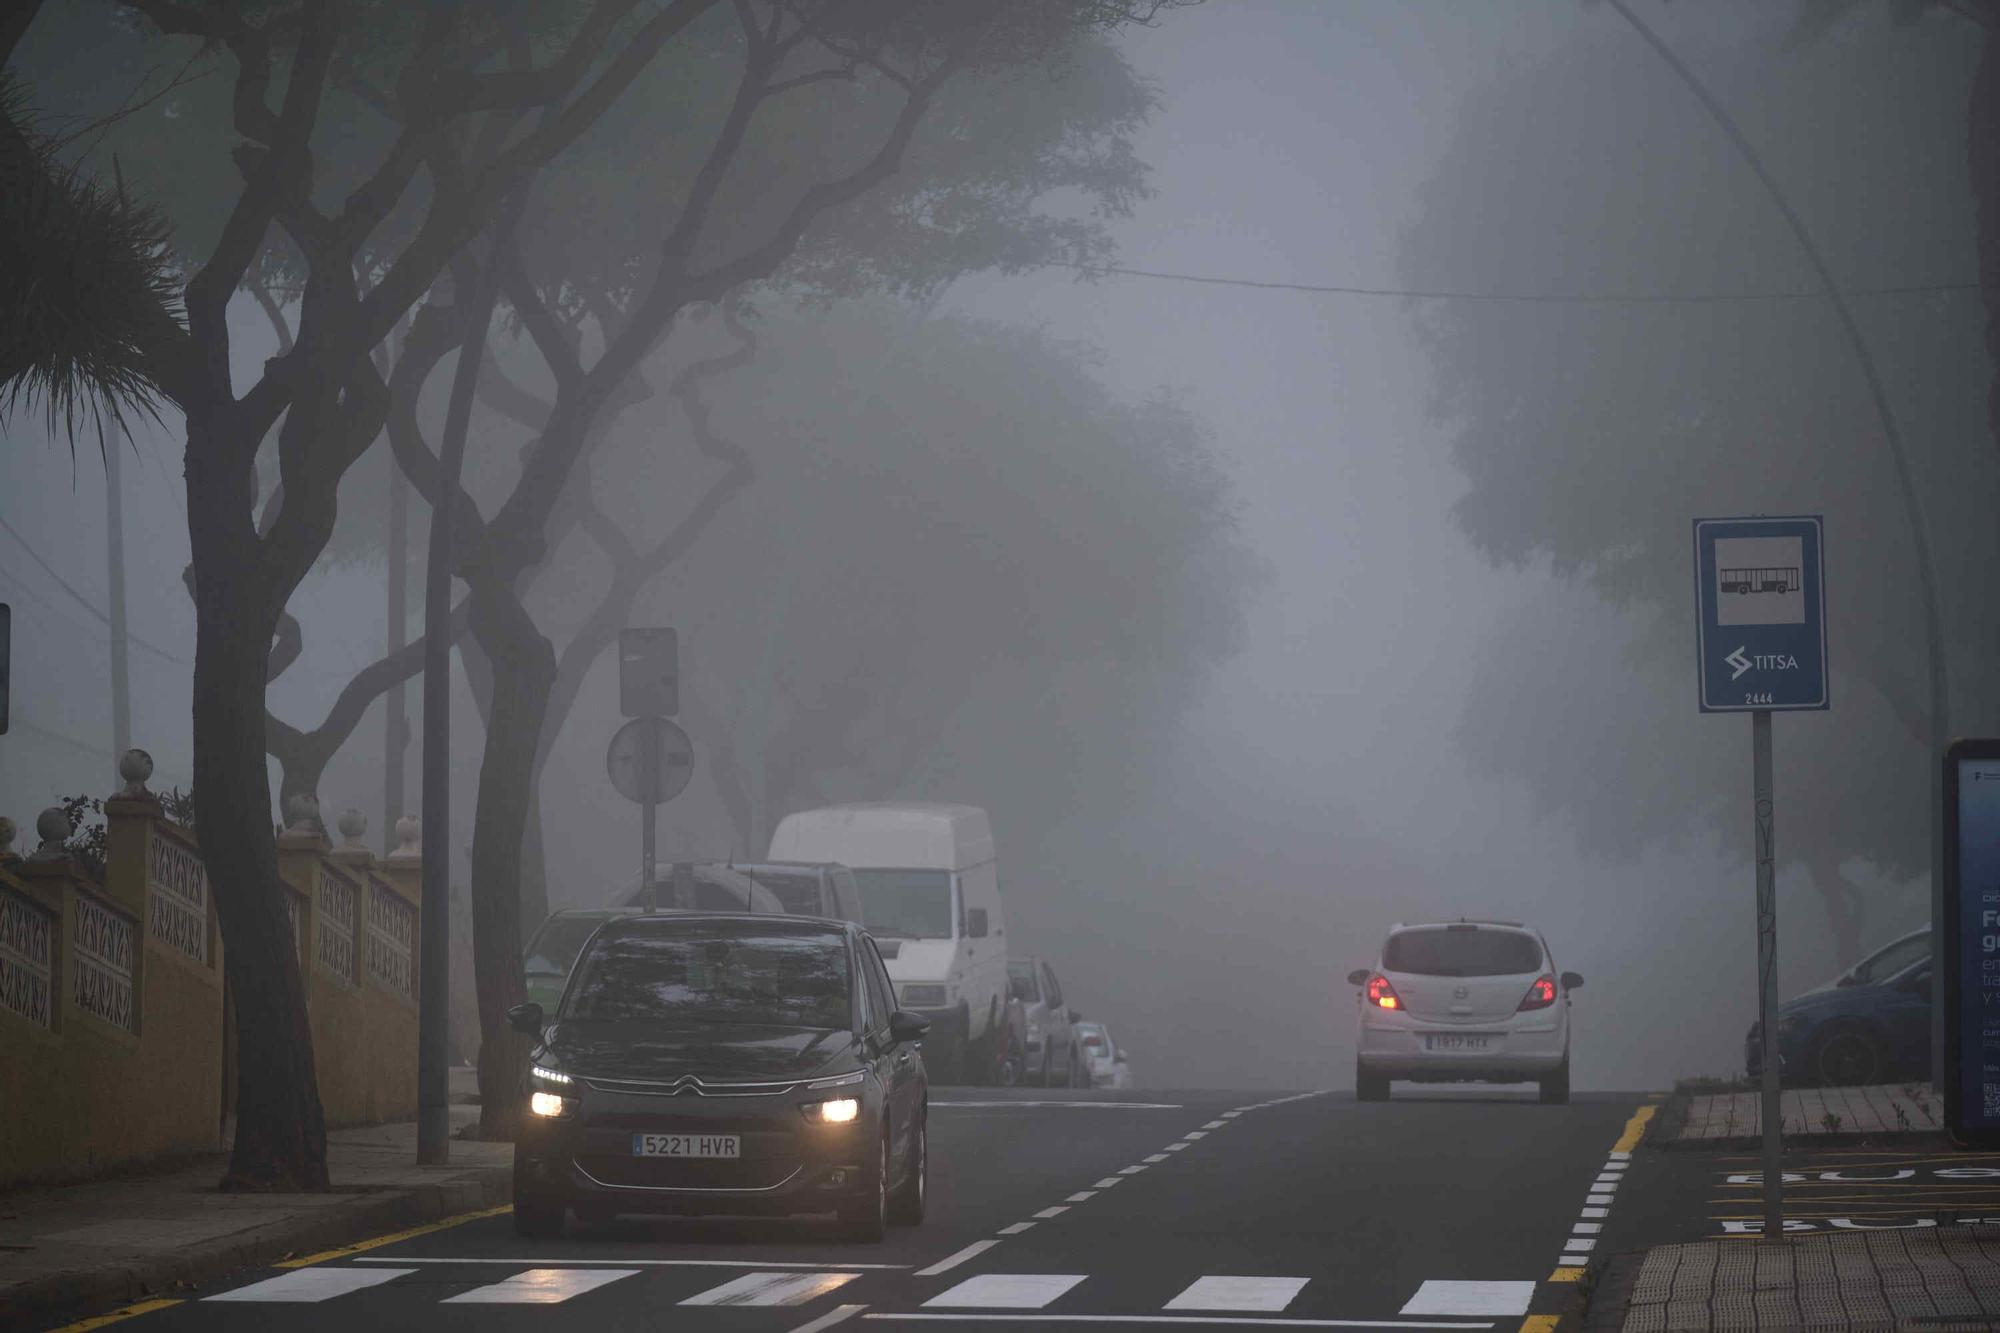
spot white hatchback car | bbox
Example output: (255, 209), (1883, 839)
(1348, 920), (1582, 1104)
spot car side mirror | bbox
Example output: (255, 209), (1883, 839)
(890, 1010), (930, 1044)
(1346, 968), (1371, 987)
(507, 1002), (545, 1034)
(967, 908), (989, 939)
(1560, 972), (1584, 991)
(1067, 1007), (1082, 1024)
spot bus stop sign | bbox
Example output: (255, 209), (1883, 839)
(1692, 515), (1828, 713)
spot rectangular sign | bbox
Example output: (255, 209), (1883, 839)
(1946, 740), (2000, 1142)
(1692, 515), (1828, 712)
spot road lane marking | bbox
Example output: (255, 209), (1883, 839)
(930, 1102), (1184, 1110)
(1144, 1154), (1170, 1163)
(206, 1267), (417, 1302)
(1001, 1223), (1038, 1235)
(1609, 1150), (1632, 1160)
(1562, 1239), (1595, 1254)
(1548, 1268), (1584, 1283)
(42, 1300), (183, 1332)
(1066, 1191), (1098, 1202)
(1185, 1131), (1208, 1140)
(1573, 1222), (1602, 1235)
(924, 1274), (1087, 1309)
(867, 1316), (1491, 1328)
(1221, 1111), (1242, 1118)
(917, 1241), (1001, 1277)
(1203, 1120), (1227, 1129)
(1093, 1178), (1122, 1188)
(1581, 1207), (1607, 1218)
(1612, 1105), (1656, 1153)
(1165, 1277), (1308, 1312)
(1586, 1194), (1612, 1205)
(1165, 1143), (1190, 1152)
(445, 1268), (640, 1304)
(275, 1204), (512, 1267)
(682, 1272), (861, 1307)
(354, 1256), (906, 1268)
(1034, 1206), (1071, 1219)
(1399, 1281), (1533, 1317)
(791, 1304), (869, 1333)
(1119, 1165), (1150, 1175)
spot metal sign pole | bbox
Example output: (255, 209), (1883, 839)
(1753, 708), (1782, 1238)
(641, 720), (660, 914)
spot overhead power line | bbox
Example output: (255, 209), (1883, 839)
(0, 514), (189, 664)
(1049, 261), (1979, 305)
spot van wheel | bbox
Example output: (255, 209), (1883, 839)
(1355, 1062), (1389, 1102)
(1539, 1057), (1571, 1105)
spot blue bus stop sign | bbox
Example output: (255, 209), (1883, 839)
(1693, 515), (1828, 713)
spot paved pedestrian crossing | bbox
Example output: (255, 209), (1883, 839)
(200, 1264), (1537, 1320)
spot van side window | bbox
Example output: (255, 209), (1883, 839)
(1043, 963), (1063, 1008)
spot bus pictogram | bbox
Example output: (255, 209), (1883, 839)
(1719, 566), (1800, 596)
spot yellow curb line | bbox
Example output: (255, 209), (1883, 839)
(40, 1298), (183, 1333)
(1613, 1104), (1656, 1154)
(1547, 1267), (1584, 1283)
(1519, 1316), (1561, 1332)
(275, 1203), (513, 1268)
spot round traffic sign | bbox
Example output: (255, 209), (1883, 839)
(605, 717), (694, 805)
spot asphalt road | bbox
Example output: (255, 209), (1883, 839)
(60, 1087), (1652, 1333)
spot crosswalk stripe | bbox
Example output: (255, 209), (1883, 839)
(205, 1268), (416, 1302)
(1165, 1277), (1308, 1312)
(1399, 1280), (1534, 1317)
(925, 1274), (1087, 1309)
(443, 1268), (640, 1304)
(681, 1271), (861, 1307)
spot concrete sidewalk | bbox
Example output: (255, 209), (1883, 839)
(0, 1073), (511, 1328)
(1590, 1227), (2000, 1331)
(1670, 1082), (1941, 1143)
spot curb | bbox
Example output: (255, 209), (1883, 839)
(2, 1165), (510, 1330)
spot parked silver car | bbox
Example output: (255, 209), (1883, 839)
(1008, 956), (1081, 1086)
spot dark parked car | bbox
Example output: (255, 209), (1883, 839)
(510, 913), (929, 1241)
(1747, 927), (1931, 1086)
(620, 861), (864, 924)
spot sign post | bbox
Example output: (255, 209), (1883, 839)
(1944, 740), (2000, 1147)
(606, 716), (694, 911)
(1694, 515), (1829, 1242)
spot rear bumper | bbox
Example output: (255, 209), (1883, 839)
(1356, 1017), (1567, 1080)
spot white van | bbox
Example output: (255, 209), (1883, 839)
(768, 803), (1007, 1082)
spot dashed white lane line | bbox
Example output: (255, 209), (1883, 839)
(1221, 1111), (1242, 1118)
(1034, 1206), (1071, 1219)
(445, 1268), (641, 1305)
(206, 1268), (417, 1302)
(1165, 1143), (1190, 1152)
(1184, 1131), (1208, 1140)
(1202, 1120), (1227, 1130)
(1118, 1165), (1149, 1175)
(789, 1304), (868, 1333)
(1093, 1178), (1122, 1189)
(1000, 1223), (1038, 1235)
(1399, 1280), (1534, 1317)
(1066, 1192), (1098, 1203)
(917, 1241), (1002, 1277)
(681, 1272), (861, 1308)
(924, 1274), (1087, 1309)
(1581, 1207), (1607, 1219)
(1164, 1276), (1308, 1312)
(867, 1316), (1493, 1328)
(1144, 1154), (1170, 1164)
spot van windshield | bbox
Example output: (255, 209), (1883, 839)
(854, 870), (955, 940)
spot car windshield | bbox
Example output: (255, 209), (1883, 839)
(854, 870), (955, 939)
(564, 920), (852, 1029)
(1008, 961), (1040, 1001)
(1383, 928), (1543, 978)
(1077, 1024), (1106, 1047)
(1845, 932), (1930, 986)
(523, 916), (615, 977)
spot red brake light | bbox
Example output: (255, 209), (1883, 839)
(1519, 974), (1557, 1011)
(1365, 974), (1402, 1010)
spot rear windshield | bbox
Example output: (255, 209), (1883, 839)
(566, 920), (851, 1029)
(1008, 960), (1040, 1001)
(1384, 928), (1542, 978)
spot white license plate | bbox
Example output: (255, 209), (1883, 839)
(1423, 1033), (1493, 1052)
(632, 1133), (741, 1158)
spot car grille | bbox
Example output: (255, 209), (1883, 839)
(576, 1154), (803, 1192)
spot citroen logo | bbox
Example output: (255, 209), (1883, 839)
(668, 1075), (707, 1096)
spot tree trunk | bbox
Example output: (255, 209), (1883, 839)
(519, 786), (548, 934)
(1971, 15), (2000, 455)
(467, 579), (556, 1141)
(185, 422), (328, 1191)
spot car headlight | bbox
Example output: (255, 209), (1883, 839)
(806, 1071), (865, 1090)
(805, 1097), (861, 1124)
(1777, 1015), (1805, 1038)
(531, 1064), (572, 1088)
(529, 1090), (574, 1118)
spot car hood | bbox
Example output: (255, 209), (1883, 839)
(539, 1022), (859, 1083)
(880, 938), (958, 984)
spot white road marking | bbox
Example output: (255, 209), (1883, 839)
(1600, 1161), (1627, 1172)
(924, 1274), (1087, 1309)
(1066, 1192), (1098, 1203)
(930, 1102), (1184, 1110)
(444, 1268), (640, 1304)
(1034, 1206), (1071, 1219)
(1574, 1222), (1603, 1235)
(1093, 1178), (1122, 1188)
(867, 1316), (1491, 1328)
(1221, 1111), (1242, 1119)
(1399, 1280), (1534, 1317)
(1564, 1239), (1596, 1254)
(1184, 1132), (1209, 1140)
(790, 1303), (869, 1333)
(1587, 1194), (1613, 1206)
(1165, 1143), (1190, 1152)
(1202, 1121), (1227, 1130)
(1144, 1155), (1170, 1164)
(1000, 1223), (1038, 1235)
(1592, 1178), (1619, 1190)
(1119, 1165), (1150, 1175)
(1165, 1277), (1308, 1312)
(1609, 1150), (1632, 1160)
(1581, 1207), (1608, 1219)
(682, 1272), (861, 1307)
(916, 1241), (1002, 1277)
(353, 1257), (905, 1269)
(206, 1268), (417, 1302)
